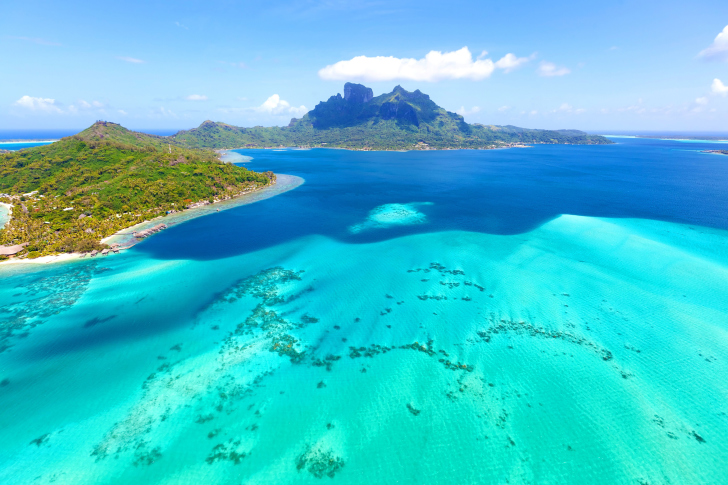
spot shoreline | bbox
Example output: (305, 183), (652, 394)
(0, 173), (304, 267)
(0, 202), (11, 228)
(211, 144), (540, 154)
(0, 140), (58, 145)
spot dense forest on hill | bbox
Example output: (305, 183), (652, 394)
(0, 122), (274, 258)
(172, 83), (612, 150)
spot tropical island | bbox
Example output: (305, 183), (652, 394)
(172, 83), (612, 150)
(1, 82), (612, 261)
(703, 149), (728, 155)
(0, 122), (274, 260)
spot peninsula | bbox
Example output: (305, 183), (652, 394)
(1, 83), (612, 261)
(172, 83), (612, 150)
(0, 122), (274, 260)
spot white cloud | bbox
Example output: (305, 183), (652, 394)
(537, 61), (571, 77)
(118, 109), (128, 115)
(318, 47), (529, 82)
(455, 106), (481, 116)
(695, 97), (708, 105)
(185, 94), (208, 101)
(553, 103), (586, 114)
(149, 107), (177, 118)
(711, 78), (728, 96)
(13, 95), (62, 113)
(498, 105), (511, 112)
(175, 21), (188, 30)
(79, 100), (105, 109)
(257, 94), (307, 116)
(494, 53), (535, 73)
(68, 100), (106, 113)
(117, 56), (145, 64)
(698, 25), (728, 61)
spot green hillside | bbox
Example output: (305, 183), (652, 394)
(172, 83), (612, 149)
(0, 122), (274, 258)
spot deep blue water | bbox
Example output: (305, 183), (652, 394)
(2, 137), (728, 484)
(138, 138), (728, 261)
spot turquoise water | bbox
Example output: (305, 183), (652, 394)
(1, 139), (728, 484)
(0, 204), (9, 228)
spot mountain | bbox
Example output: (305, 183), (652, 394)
(0, 122), (274, 257)
(172, 83), (612, 149)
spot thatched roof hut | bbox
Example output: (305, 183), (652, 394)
(0, 243), (28, 256)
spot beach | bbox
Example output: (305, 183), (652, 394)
(0, 174), (303, 267)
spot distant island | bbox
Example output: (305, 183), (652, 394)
(703, 150), (728, 155)
(172, 83), (612, 150)
(0, 82), (613, 261)
(0, 122), (274, 260)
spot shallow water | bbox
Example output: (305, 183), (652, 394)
(1, 138), (727, 484)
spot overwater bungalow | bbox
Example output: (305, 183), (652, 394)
(101, 249), (109, 256)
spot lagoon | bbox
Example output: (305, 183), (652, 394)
(1, 138), (727, 484)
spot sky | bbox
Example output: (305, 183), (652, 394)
(1, 0), (728, 133)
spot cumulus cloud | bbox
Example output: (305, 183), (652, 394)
(175, 21), (188, 30)
(456, 106), (481, 116)
(699, 25), (728, 61)
(257, 94), (307, 116)
(498, 105), (511, 112)
(13, 95), (62, 113)
(118, 109), (128, 115)
(695, 97), (708, 105)
(185, 94), (208, 101)
(712, 78), (728, 96)
(318, 47), (530, 82)
(81, 100), (105, 109)
(553, 103), (585, 114)
(537, 61), (570, 77)
(68, 100), (107, 114)
(494, 53), (535, 73)
(117, 56), (145, 64)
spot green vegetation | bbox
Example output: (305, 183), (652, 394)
(172, 83), (612, 150)
(0, 122), (274, 257)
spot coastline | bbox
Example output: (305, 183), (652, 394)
(0, 252), (82, 266)
(0, 202), (11, 228)
(210, 144), (537, 153)
(0, 174), (303, 267)
(0, 174), (304, 267)
(0, 139), (58, 144)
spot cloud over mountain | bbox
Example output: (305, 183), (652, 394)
(257, 94), (307, 116)
(318, 47), (529, 82)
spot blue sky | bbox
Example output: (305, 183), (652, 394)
(2, 0), (728, 132)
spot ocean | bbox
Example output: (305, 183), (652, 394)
(0, 137), (727, 484)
